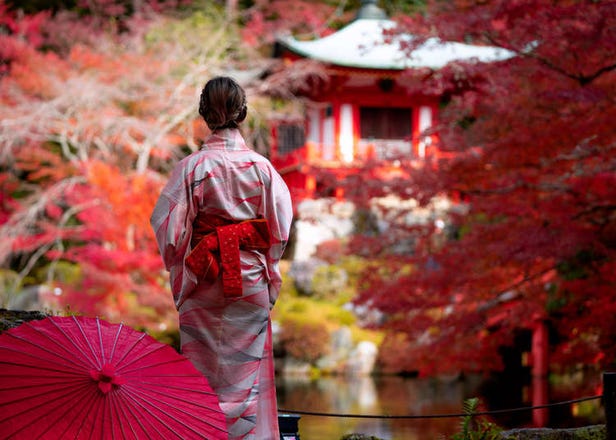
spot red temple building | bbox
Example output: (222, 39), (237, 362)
(269, 0), (512, 204)
(270, 2), (554, 421)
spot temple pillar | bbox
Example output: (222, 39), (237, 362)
(531, 320), (549, 426)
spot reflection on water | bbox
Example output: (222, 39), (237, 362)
(276, 372), (604, 439)
(276, 375), (484, 440)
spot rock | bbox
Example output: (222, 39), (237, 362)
(340, 435), (383, 440)
(346, 341), (378, 376)
(339, 425), (606, 440)
(288, 258), (327, 295)
(293, 199), (355, 261)
(0, 309), (50, 334)
(311, 265), (348, 299)
(315, 326), (354, 373)
(282, 358), (313, 376)
(331, 326), (354, 355)
(499, 425), (605, 439)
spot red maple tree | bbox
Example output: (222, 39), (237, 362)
(344, 0), (616, 375)
(0, 1), (252, 330)
(0, 0), (349, 333)
(0, 33), (178, 327)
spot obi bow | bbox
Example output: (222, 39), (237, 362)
(185, 218), (271, 297)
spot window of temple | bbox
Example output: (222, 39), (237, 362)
(277, 123), (305, 155)
(359, 107), (412, 159)
(360, 107), (412, 139)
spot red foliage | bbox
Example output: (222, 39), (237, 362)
(348, 1), (616, 375)
(314, 239), (346, 264)
(279, 319), (330, 363)
(0, 6), (192, 330)
(0, 2), (48, 47)
(0, 174), (18, 225)
(44, 161), (171, 327)
(240, 0), (343, 47)
(0, 2), (49, 75)
(3, 148), (172, 328)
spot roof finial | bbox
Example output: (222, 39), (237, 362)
(356, 0), (387, 20)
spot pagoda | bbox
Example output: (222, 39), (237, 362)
(270, 0), (511, 203)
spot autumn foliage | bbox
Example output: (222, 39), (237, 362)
(279, 319), (331, 363)
(2, 0), (615, 377)
(344, 0), (616, 375)
(1, 0), (345, 331)
(0, 0), (243, 330)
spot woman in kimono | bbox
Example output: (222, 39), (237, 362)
(151, 76), (293, 440)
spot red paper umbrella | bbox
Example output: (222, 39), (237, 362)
(0, 315), (228, 440)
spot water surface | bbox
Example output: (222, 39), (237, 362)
(277, 375), (481, 439)
(276, 373), (604, 439)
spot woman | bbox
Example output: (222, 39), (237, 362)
(151, 77), (293, 440)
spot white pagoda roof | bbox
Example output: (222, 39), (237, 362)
(278, 18), (514, 70)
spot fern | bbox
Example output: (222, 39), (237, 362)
(461, 397), (479, 439)
(450, 397), (502, 440)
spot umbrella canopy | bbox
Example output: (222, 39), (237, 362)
(0, 315), (227, 440)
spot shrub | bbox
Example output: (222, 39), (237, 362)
(279, 319), (330, 363)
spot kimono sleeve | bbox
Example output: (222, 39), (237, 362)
(150, 160), (201, 309)
(150, 165), (192, 271)
(263, 166), (293, 307)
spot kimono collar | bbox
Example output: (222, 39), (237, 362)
(201, 128), (248, 151)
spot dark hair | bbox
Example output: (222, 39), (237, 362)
(198, 76), (247, 130)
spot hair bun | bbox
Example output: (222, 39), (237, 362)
(199, 77), (247, 130)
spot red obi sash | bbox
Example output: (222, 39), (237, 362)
(185, 216), (271, 297)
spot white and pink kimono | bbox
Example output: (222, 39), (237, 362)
(151, 128), (293, 440)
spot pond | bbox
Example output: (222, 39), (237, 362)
(276, 373), (604, 440)
(276, 375), (482, 439)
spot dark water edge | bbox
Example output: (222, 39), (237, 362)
(276, 372), (605, 440)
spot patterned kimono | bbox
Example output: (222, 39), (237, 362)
(151, 128), (293, 440)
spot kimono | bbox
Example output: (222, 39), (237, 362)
(151, 128), (293, 440)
